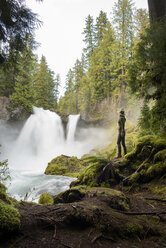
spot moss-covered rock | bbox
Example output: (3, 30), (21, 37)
(38, 193), (54, 205)
(125, 135), (166, 165)
(71, 158), (122, 188)
(120, 135), (166, 185)
(54, 186), (130, 211)
(0, 183), (20, 239)
(54, 186), (87, 204)
(73, 135), (166, 189)
(45, 154), (87, 177)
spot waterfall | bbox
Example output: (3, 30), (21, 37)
(0, 106), (110, 202)
(66, 114), (80, 142)
(15, 107), (65, 156)
(7, 108), (82, 172)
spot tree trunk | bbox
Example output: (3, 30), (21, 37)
(148, 0), (166, 21)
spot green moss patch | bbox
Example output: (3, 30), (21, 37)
(54, 186), (87, 204)
(54, 186), (130, 211)
(72, 158), (122, 188)
(121, 135), (166, 185)
(0, 183), (20, 239)
(45, 155), (87, 177)
(125, 135), (166, 165)
(38, 193), (54, 205)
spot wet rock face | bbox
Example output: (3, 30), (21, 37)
(0, 96), (10, 121)
(0, 96), (30, 121)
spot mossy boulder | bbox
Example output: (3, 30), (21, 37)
(120, 135), (166, 185)
(125, 135), (166, 165)
(71, 159), (122, 188)
(0, 183), (20, 239)
(38, 193), (54, 205)
(54, 186), (87, 204)
(54, 186), (130, 211)
(45, 155), (87, 177)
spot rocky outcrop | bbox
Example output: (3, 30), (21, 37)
(0, 96), (10, 121)
(45, 155), (87, 177)
(0, 96), (30, 122)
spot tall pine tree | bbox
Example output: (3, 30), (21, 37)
(34, 56), (56, 111)
(112, 0), (135, 108)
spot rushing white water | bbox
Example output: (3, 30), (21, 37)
(66, 114), (80, 142)
(0, 107), (111, 202)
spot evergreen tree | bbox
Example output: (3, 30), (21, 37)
(34, 56), (56, 110)
(112, 0), (135, 108)
(134, 9), (150, 41)
(95, 11), (109, 46)
(54, 73), (60, 104)
(78, 75), (91, 114)
(0, 43), (22, 97)
(88, 23), (115, 103)
(128, 20), (166, 134)
(73, 59), (85, 114)
(138, 101), (151, 133)
(82, 15), (95, 66)
(0, 0), (41, 57)
(65, 69), (74, 93)
(10, 36), (38, 112)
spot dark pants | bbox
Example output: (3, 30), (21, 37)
(117, 131), (127, 155)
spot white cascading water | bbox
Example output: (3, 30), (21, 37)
(9, 107), (65, 172)
(0, 107), (111, 202)
(66, 114), (80, 142)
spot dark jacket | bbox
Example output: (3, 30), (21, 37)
(118, 114), (126, 132)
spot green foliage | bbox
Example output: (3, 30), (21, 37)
(0, 0), (41, 54)
(138, 101), (153, 136)
(0, 159), (10, 183)
(95, 11), (109, 46)
(82, 15), (95, 64)
(0, 200), (20, 236)
(34, 56), (57, 111)
(60, 0), (141, 118)
(58, 92), (77, 115)
(38, 193), (54, 205)
(0, 146), (10, 184)
(134, 8), (150, 40)
(88, 23), (115, 103)
(10, 36), (37, 112)
(128, 19), (166, 134)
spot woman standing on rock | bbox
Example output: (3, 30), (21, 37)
(116, 109), (127, 158)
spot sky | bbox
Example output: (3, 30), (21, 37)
(27, 0), (148, 96)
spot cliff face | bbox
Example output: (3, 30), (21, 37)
(0, 96), (30, 122)
(0, 96), (10, 121)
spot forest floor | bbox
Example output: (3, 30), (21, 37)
(2, 182), (166, 248)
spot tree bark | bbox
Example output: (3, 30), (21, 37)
(148, 0), (166, 21)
